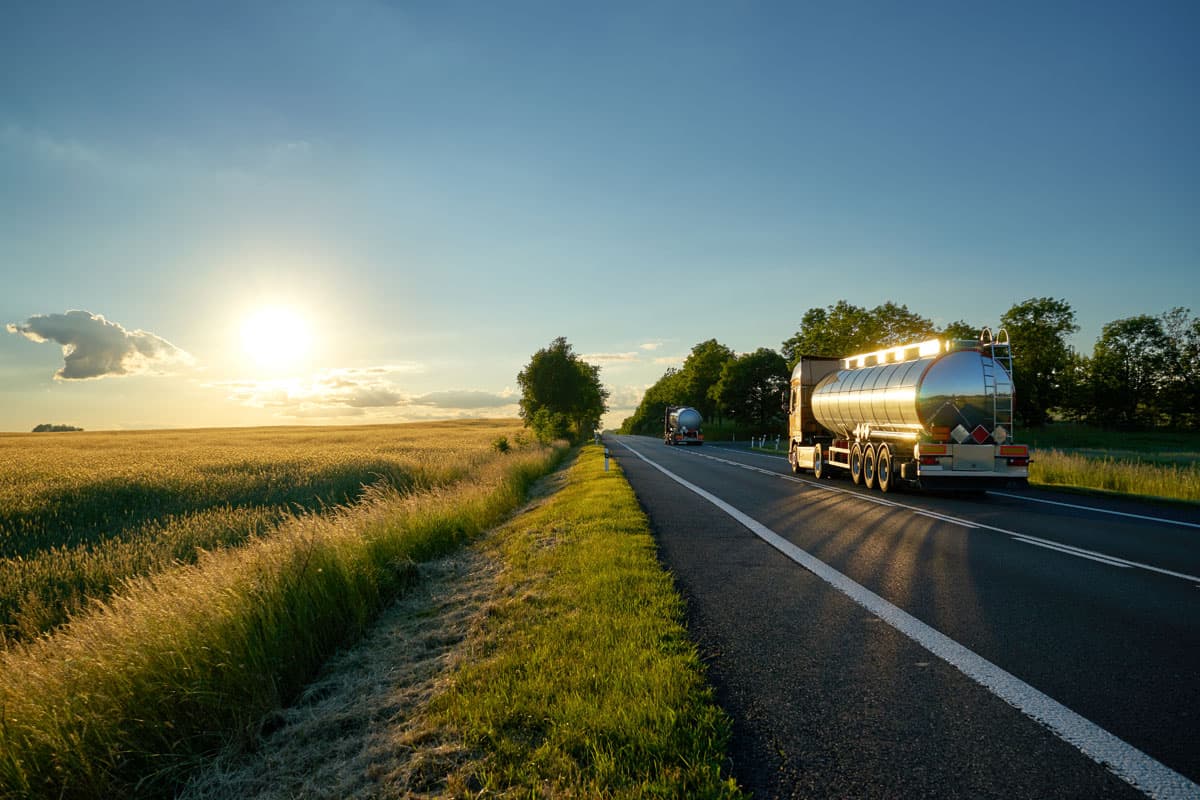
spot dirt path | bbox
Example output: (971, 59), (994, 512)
(181, 546), (496, 799)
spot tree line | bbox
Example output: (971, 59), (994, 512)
(618, 298), (1200, 436)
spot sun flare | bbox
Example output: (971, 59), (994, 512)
(240, 306), (313, 370)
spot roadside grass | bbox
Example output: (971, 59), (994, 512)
(1029, 449), (1200, 503)
(0, 420), (525, 643)
(1025, 424), (1200, 502)
(422, 444), (744, 798)
(0, 442), (565, 800)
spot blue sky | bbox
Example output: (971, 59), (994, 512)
(2, 1), (1197, 431)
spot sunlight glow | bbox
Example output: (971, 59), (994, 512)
(240, 306), (313, 371)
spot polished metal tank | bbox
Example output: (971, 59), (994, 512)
(669, 407), (702, 430)
(809, 346), (1012, 439)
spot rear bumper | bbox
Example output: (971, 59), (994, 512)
(914, 474), (1029, 491)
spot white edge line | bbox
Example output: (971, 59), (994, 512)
(991, 491), (1200, 530)
(617, 439), (1200, 800)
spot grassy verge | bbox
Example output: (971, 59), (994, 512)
(421, 444), (743, 798)
(1029, 449), (1200, 503)
(0, 444), (565, 800)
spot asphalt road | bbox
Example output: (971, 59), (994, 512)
(605, 434), (1200, 800)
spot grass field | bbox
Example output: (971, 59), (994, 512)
(0, 421), (524, 642)
(0, 420), (563, 799)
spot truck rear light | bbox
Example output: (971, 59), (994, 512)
(1007, 457), (1028, 467)
(919, 455), (941, 466)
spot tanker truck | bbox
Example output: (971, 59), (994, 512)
(785, 328), (1029, 492)
(664, 406), (704, 446)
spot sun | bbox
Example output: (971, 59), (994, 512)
(240, 306), (313, 371)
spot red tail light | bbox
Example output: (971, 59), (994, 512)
(920, 455), (941, 466)
(1007, 457), (1028, 467)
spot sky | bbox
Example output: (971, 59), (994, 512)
(2, 1), (1198, 432)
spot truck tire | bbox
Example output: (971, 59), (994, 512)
(877, 445), (894, 493)
(789, 443), (802, 474)
(813, 444), (826, 479)
(850, 442), (864, 485)
(863, 444), (878, 490)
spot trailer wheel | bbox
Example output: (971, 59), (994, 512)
(850, 442), (864, 485)
(813, 444), (826, 479)
(863, 444), (878, 490)
(877, 445), (894, 493)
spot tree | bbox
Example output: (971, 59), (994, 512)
(1159, 307), (1200, 428)
(1000, 297), (1078, 427)
(1089, 315), (1170, 427)
(679, 339), (734, 423)
(619, 368), (686, 435)
(517, 337), (609, 443)
(781, 301), (936, 368)
(713, 348), (789, 428)
(940, 320), (985, 342)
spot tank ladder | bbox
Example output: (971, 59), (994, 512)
(979, 327), (1015, 439)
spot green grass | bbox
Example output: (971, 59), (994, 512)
(424, 444), (744, 798)
(0, 421), (525, 644)
(0, 436), (565, 800)
(1029, 449), (1200, 503)
(1024, 424), (1200, 502)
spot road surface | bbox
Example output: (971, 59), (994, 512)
(606, 434), (1200, 799)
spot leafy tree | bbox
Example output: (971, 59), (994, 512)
(619, 368), (686, 435)
(517, 337), (609, 443)
(1000, 297), (1078, 427)
(781, 300), (935, 367)
(940, 320), (985, 342)
(679, 339), (734, 423)
(1089, 315), (1170, 427)
(713, 348), (789, 428)
(1055, 349), (1095, 423)
(1159, 307), (1200, 428)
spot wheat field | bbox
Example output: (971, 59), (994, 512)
(0, 420), (526, 643)
(0, 419), (562, 799)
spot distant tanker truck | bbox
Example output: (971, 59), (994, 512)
(786, 329), (1029, 492)
(664, 406), (704, 446)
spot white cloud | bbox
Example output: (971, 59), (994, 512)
(606, 384), (647, 409)
(640, 341), (663, 351)
(7, 310), (194, 380)
(214, 369), (516, 418)
(653, 355), (685, 365)
(1, 124), (102, 168)
(583, 352), (640, 364)
(411, 390), (518, 409)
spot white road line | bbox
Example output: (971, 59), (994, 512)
(991, 491), (1200, 530)
(617, 440), (1200, 800)
(677, 445), (1200, 585)
(1012, 537), (1134, 569)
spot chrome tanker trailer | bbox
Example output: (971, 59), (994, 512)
(785, 329), (1029, 492)
(664, 406), (704, 446)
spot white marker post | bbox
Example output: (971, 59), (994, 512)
(604, 447), (610, 471)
